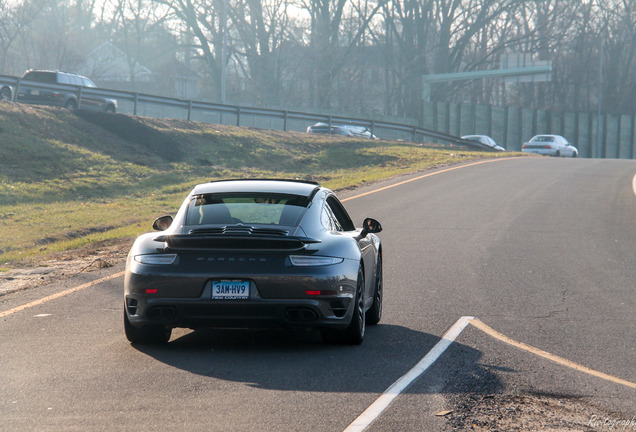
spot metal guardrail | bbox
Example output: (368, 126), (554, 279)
(0, 74), (492, 151)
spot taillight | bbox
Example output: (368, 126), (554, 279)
(145, 289), (159, 294)
(290, 256), (343, 266)
(134, 254), (177, 265)
(306, 290), (337, 296)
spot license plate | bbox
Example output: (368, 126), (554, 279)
(212, 280), (249, 299)
(31, 89), (39, 95)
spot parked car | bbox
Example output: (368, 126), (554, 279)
(124, 179), (383, 345)
(461, 135), (506, 152)
(15, 69), (117, 113)
(522, 134), (578, 157)
(307, 122), (377, 139)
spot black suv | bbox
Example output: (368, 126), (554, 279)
(16, 70), (117, 113)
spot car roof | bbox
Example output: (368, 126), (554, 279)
(23, 69), (90, 79)
(532, 134), (563, 139)
(191, 179), (322, 197)
(312, 123), (365, 129)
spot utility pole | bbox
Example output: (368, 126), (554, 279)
(596, 42), (603, 159)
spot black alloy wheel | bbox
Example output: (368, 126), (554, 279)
(322, 266), (366, 345)
(366, 255), (382, 325)
(342, 267), (366, 344)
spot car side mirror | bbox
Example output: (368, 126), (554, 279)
(152, 215), (173, 231)
(360, 217), (382, 238)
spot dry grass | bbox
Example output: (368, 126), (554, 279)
(0, 102), (514, 268)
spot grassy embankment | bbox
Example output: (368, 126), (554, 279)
(0, 102), (512, 269)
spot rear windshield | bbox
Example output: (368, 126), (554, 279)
(185, 193), (310, 227)
(532, 136), (554, 142)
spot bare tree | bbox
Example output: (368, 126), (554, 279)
(595, 0), (636, 114)
(153, 0), (229, 101)
(228, 0), (295, 105)
(0, 0), (44, 74)
(295, 0), (385, 109)
(105, 0), (174, 85)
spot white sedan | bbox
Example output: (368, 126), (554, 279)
(522, 134), (578, 157)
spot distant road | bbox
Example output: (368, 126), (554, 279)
(1, 157), (634, 431)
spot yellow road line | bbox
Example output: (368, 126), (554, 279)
(0, 271), (124, 318)
(341, 157), (519, 202)
(470, 318), (636, 389)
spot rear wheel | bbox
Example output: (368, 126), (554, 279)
(323, 267), (365, 345)
(64, 100), (77, 110)
(124, 309), (171, 344)
(0, 87), (11, 101)
(366, 255), (383, 325)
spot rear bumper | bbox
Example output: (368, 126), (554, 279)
(124, 255), (360, 330)
(125, 295), (355, 330)
(522, 148), (557, 156)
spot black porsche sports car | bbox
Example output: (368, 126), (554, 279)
(124, 179), (383, 345)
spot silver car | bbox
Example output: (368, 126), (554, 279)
(307, 122), (377, 139)
(16, 70), (117, 112)
(461, 135), (506, 152)
(522, 134), (578, 157)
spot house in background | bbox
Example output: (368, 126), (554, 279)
(77, 42), (151, 89)
(77, 41), (199, 100)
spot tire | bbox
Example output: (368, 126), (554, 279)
(366, 255), (382, 325)
(555, 150), (561, 157)
(64, 100), (77, 110)
(0, 87), (11, 101)
(572, 152), (578, 158)
(104, 104), (116, 113)
(124, 309), (171, 344)
(323, 266), (365, 345)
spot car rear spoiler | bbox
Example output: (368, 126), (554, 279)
(154, 234), (321, 252)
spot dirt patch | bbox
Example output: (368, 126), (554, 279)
(444, 392), (631, 431)
(0, 239), (130, 296)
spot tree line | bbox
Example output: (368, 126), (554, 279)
(1, 0), (634, 120)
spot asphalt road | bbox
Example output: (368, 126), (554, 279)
(1, 157), (634, 431)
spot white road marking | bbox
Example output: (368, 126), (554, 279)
(344, 314), (636, 432)
(343, 316), (474, 432)
(632, 173), (636, 198)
